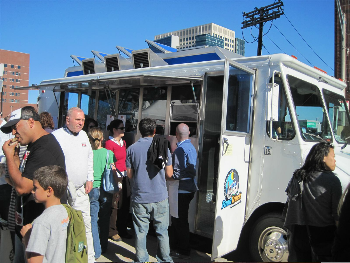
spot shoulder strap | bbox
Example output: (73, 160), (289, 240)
(105, 150), (110, 169)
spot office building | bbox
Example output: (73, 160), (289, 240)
(0, 49), (36, 117)
(335, 0), (350, 100)
(235, 38), (245, 56)
(154, 23), (240, 53)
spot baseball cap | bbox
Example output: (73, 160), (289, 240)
(1, 106), (40, 134)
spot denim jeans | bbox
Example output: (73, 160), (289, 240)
(131, 198), (172, 262)
(98, 187), (113, 253)
(89, 187), (113, 258)
(89, 188), (101, 259)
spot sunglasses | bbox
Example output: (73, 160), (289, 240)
(117, 127), (125, 130)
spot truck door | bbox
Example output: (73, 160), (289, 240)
(211, 60), (255, 259)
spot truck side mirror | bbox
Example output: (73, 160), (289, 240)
(267, 83), (280, 139)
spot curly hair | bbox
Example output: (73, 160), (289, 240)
(40, 112), (54, 129)
(88, 127), (104, 150)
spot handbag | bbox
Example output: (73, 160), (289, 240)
(102, 150), (119, 194)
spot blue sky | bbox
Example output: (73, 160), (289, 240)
(0, 0), (335, 104)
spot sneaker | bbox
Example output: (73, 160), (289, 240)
(110, 234), (122, 241)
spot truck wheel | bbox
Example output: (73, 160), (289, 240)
(249, 213), (288, 262)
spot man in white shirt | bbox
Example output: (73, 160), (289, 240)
(53, 107), (95, 262)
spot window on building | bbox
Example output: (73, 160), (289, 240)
(18, 66), (21, 69)
(4, 64), (7, 67)
(3, 85), (6, 88)
(1, 99), (6, 102)
(11, 72), (15, 75)
(3, 71), (7, 74)
(11, 65), (14, 68)
(16, 79), (20, 82)
(10, 99), (14, 102)
(2, 92), (6, 95)
(16, 100), (20, 103)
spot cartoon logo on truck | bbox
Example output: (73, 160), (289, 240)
(222, 169), (242, 209)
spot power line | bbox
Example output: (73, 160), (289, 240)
(266, 34), (284, 53)
(273, 24), (313, 66)
(283, 13), (334, 72)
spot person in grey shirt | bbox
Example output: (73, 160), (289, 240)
(20, 166), (69, 263)
(126, 118), (173, 262)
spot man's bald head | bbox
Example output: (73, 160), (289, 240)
(176, 123), (190, 141)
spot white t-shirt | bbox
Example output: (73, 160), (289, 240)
(26, 205), (69, 263)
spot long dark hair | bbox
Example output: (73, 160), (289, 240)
(293, 142), (334, 181)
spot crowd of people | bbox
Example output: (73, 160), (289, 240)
(0, 106), (197, 263)
(1, 105), (350, 263)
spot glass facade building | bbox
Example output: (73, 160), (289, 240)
(195, 34), (224, 48)
(154, 23), (244, 55)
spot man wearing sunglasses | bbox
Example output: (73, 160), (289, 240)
(1, 106), (65, 263)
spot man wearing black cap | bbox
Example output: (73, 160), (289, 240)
(1, 106), (65, 263)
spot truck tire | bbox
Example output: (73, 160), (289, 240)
(249, 213), (289, 262)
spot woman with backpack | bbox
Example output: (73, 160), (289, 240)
(284, 142), (342, 262)
(87, 127), (119, 259)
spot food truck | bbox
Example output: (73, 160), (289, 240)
(26, 44), (350, 261)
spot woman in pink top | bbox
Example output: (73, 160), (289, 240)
(105, 119), (132, 241)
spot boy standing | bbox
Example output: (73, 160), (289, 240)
(20, 165), (69, 263)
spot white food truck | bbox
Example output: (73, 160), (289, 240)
(26, 45), (350, 261)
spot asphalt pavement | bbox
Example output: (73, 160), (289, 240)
(96, 232), (231, 262)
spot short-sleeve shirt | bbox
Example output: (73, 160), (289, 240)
(26, 204), (69, 263)
(16, 134), (65, 237)
(92, 148), (116, 188)
(126, 137), (171, 204)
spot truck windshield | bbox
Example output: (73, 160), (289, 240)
(322, 89), (350, 144)
(287, 75), (332, 142)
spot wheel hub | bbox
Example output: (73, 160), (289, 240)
(259, 227), (288, 262)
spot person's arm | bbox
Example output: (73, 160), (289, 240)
(165, 165), (173, 180)
(171, 148), (185, 180)
(27, 253), (44, 263)
(20, 224), (44, 263)
(3, 139), (32, 195)
(85, 140), (94, 194)
(127, 168), (133, 179)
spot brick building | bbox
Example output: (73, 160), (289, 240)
(335, 0), (350, 100)
(0, 49), (37, 118)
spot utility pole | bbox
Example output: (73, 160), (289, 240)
(242, 0), (284, 56)
(336, 0), (346, 83)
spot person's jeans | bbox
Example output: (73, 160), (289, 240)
(89, 188), (101, 259)
(131, 198), (172, 262)
(98, 188), (113, 253)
